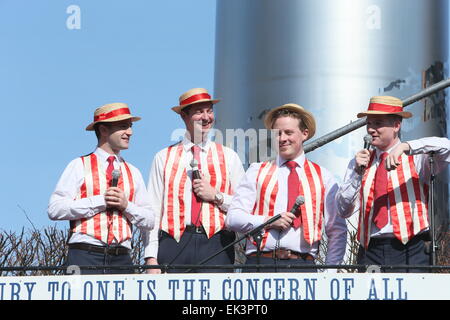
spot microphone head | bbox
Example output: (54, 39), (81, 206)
(112, 170), (121, 180)
(190, 159), (199, 169)
(111, 170), (121, 187)
(363, 134), (373, 145)
(295, 196), (305, 206)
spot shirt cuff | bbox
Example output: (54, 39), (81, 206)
(90, 195), (107, 214)
(253, 215), (267, 230)
(123, 202), (155, 231)
(218, 193), (232, 212)
(144, 244), (158, 259)
(405, 140), (420, 154)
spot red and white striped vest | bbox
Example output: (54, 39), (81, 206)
(358, 152), (429, 248)
(70, 153), (135, 244)
(160, 142), (232, 241)
(253, 160), (325, 248)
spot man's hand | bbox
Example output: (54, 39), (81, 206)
(192, 174), (217, 202)
(264, 212), (296, 231)
(104, 187), (128, 212)
(386, 142), (410, 171)
(145, 257), (161, 274)
(354, 149), (371, 174)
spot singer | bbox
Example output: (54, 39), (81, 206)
(48, 103), (155, 274)
(143, 88), (245, 273)
(226, 103), (347, 272)
(336, 95), (450, 272)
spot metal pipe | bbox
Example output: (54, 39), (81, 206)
(304, 77), (450, 153)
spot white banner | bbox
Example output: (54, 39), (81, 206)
(0, 273), (449, 300)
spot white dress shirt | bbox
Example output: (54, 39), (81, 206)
(143, 136), (245, 259)
(336, 136), (450, 238)
(48, 147), (155, 249)
(225, 152), (348, 265)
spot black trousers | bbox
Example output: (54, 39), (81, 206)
(357, 234), (431, 273)
(157, 230), (235, 273)
(244, 255), (316, 273)
(66, 248), (134, 275)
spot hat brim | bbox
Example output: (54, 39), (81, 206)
(85, 115), (141, 131)
(357, 110), (412, 119)
(264, 104), (316, 140)
(172, 98), (220, 114)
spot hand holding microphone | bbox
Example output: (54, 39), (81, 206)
(190, 159), (201, 180)
(355, 134), (372, 173)
(105, 170), (128, 211)
(290, 195), (305, 217)
(190, 159), (217, 202)
(264, 196), (305, 231)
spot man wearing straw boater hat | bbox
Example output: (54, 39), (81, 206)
(336, 96), (450, 272)
(143, 88), (244, 273)
(226, 103), (347, 272)
(48, 103), (155, 274)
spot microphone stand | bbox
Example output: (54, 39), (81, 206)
(185, 213), (285, 273)
(253, 232), (263, 273)
(428, 152), (437, 266)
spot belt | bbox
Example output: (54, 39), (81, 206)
(369, 232), (430, 246)
(69, 243), (130, 256)
(184, 225), (206, 234)
(248, 249), (314, 261)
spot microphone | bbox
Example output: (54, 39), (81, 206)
(111, 170), (121, 187)
(360, 134), (373, 170)
(252, 195), (305, 236)
(190, 159), (201, 180)
(290, 195), (305, 217)
(363, 134), (373, 150)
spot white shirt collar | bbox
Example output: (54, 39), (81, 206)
(182, 134), (211, 153)
(277, 152), (306, 168)
(94, 147), (122, 163)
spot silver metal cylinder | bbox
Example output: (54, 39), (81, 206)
(214, 0), (448, 237)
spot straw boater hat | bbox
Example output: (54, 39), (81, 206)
(357, 96), (412, 118)
(85, 102), (141, 131)
(171, 88), (220, 114)
(264, 103), (316, 140)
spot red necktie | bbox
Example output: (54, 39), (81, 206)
(286, 161), (301, 228)
(106, 155), (116, 244)
(191, 145), (202, 226)
(106, 156), (115, 187)
(372, 152), (389, 229)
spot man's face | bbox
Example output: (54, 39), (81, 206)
(366, 115), (401, 151)
(181, 102), (214, 141)
(273, 116), (309, 161)
(101, 119), (133, 152)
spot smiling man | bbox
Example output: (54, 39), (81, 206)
(336, 96), (450, 272)
(48, 103), (155, 274)
(143, 88), (244, 273)
(225, 103), (347, 272)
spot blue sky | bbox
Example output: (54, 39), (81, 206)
(1, 1), (449, 233)
(1, 1), (216, 231)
